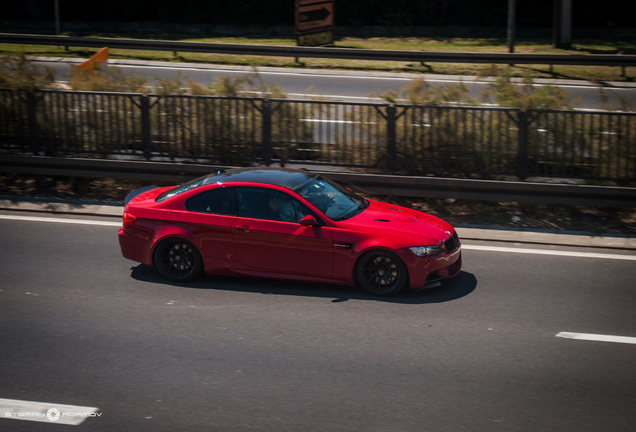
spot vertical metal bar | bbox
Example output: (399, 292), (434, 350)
(595, 112), (602, 178)
(26, 92), (40, 154)
(261, 100), (272, 165)
(614, 114), (620, 180)
(40, 92), (51, 152)
(572, 112), (579, 177)
(77, 92), (84, 154)
(139, 95), (152, 160)
(453, 108), (460, 171)
(342, 103), (348, 164)
(625, 114), (632, 180)
(574, 111), (581, 176)
(488, 110), (495, 174)
(82, 92), (89, 154)
(423, 107), (430, 170)
(115, 94), (122, 153)
(68, 92), (75, 152)
(178, 96), (184, 157)
(386, 104), (397, 171)
(253, 98), (259, 161)
(202, 97), (209, 159)
(566, 111), (572, 176)
(91, 93), (98, 154)
(244, 98), (250, 159)
(210, 98), (217, 156)
(233, 98), (239, 155)
(203, 97), (209, 159)
(182, 96), (188, 157)
(179, 96), (186, 156)
(470, 108), (477, 172)
(517, 110), (529, 179)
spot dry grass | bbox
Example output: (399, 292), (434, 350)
(1, 35), (634, 82)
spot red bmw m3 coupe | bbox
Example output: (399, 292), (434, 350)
(118, 167), (461, 296)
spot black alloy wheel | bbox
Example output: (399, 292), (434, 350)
(356, 250), (407, 296)
(153, 238), (202, 282)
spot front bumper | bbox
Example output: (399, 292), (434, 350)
(404, 246), (462, 290)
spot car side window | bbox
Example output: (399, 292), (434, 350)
(186, 187), (237, 216)
(236, 188), (312, 223)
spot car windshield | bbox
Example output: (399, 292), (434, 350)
(294, 176), (368, 221)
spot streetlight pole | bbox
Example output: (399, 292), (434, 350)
(507, 0), (516, 53)
(54, 0), (61, 35)
(553, 0), (572, 49)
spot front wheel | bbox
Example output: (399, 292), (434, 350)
(356, 250), (408, 296)
(153, 238), (202, 282)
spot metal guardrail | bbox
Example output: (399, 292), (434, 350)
(1, 33), (636, 68)
(1, 155), (635, 207)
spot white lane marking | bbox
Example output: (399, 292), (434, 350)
(118, 63), (631, 89)
(0, 214), (121, 227)
(1, 214), (634, 261)
(556, 332), (636, 345)
(287, 93), (383, 101)
(116, 64), (416, 81)
(0, 398), (100, 426)
(115, 64), (636, 92)
(461, 244), (636, 261)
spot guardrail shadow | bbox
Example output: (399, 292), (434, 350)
(129, 264), (476, 304)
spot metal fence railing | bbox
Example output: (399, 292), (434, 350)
(1, 88), (634, 183)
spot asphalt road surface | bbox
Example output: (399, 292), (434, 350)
(38, 58), (636, 110)
(1, 211), (635, 431)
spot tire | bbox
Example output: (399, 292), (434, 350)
(153, 238), (202, 282)
(356, 250), (408, 296)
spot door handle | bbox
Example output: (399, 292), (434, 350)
(235, 225), (252, 232)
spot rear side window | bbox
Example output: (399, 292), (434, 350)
(186, 187), (237, 216)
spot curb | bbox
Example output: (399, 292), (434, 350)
(1, 197), (635, 250)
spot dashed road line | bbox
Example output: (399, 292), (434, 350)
(556, 332), (636, 345)
(0, 398), (100, 426)
(461, 244), (636, 261)
(0, 214), (121, 227)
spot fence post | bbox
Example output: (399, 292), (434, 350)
(517, 110), (529, 179)
(26, 92), (39, 154)
(386, 104), (397, 171)
(140, 95), (152, 160)
(261, 100), (273, 165)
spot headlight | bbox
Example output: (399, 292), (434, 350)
(409, 245), (442, 257)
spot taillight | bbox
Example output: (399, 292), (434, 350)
(122, 212), (137, 226)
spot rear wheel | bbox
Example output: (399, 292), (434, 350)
(356, 250), (408, 296)
(153, 238), (202, 282)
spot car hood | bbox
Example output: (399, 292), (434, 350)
(336, 200), (454, 244)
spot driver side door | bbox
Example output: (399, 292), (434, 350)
(231, 187), (333, 276)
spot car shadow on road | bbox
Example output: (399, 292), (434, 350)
(129, 265), (476, 305)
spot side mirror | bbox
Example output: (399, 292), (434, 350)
(300, 215), (318, 227)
